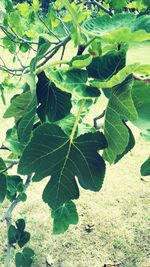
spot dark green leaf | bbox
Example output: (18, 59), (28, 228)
(141, 157), (150, 176)
(18, 124), (107, 209)
(7, 175), (23, 196)
(103, 75), (137, 163)
(15, 247), (35, 267)
(52, 201), (78, 234)
(18, 231), (30, 248)
(36, 72), (72, 122)
(8, 225), (18, 245)
(87, 49), (126, 80)
(0, 158), (7, 173)
(0, 174), (7, 203)
(16, 219), (25, 233)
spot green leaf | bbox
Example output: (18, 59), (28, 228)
(16, 219), (25, 233)
(69, 54), (92, 69)
(47, 69), (100, 98)
(81, 14), (136, 37)
(18, 124), (107, 209)
(141, 157), (150, 176)
(0, 158), (7, 173)
(30, 37), (51, 72)
(90, 63), (140, 88)
(8, 225), (18, 245)
(0, 174), (7, 203)
(103, 75), (137, 164)
(87, 49), (126, 80)
(15, 247), (35, 267)
(111, 0), (127, 9)
(131, 81), (150, 130)
(18, 231), (30, 248)
(17, 74), (37, 145)
(3, 92), (31, 119)
(7, 175), (23, 196)
(4, 127), (24, 156)
(52, 201), (78, 234)
(17, 96), (37, 145)
(55, 114), (76, 136)
(36, 72), (72, 122)
(114, 124), (135, 163)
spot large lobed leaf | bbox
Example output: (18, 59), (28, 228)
(46, 69), (100, 98)
(87, 49), (126, 80)
(103, 75), (137, 164)
(18, 124), (107, 209)
(81, 14), (150, 41)
(36, 71), (72, 122)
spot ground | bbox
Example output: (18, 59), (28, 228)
(0, 43), (150, 267)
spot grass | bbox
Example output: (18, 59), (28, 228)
(0, 43), (150, 267)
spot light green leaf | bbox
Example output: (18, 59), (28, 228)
(47, 69), (100, 98)
(103, 75), (138, 164)
(141, 157), (150, 176)
(18, 124), (107, 209)
(3, 92), (31, 119)
(131, 80), (150, 130)
(81, 14), (136, 37)
(4, 127), (24, 156)
(51, 201), (78, 234)
(69, 54), (92, 69)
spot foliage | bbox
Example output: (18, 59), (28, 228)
(0, 0), (150, 266)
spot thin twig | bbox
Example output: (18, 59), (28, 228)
(85, 0), (113, 16)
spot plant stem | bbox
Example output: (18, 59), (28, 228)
(70, 99), (86, 143)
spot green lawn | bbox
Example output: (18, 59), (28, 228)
(0, 43), (150, 267)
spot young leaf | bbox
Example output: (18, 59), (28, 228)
(103, 75), (137, 164)
(141, 157), (150, 176)
(18, 124), (107, 209)
(4, 127), (24, 156)
(69, 54), (92, 69)
(36, 72), (72, 122)
(15, 247), (35, 267)
(51, 201), (78, 234)
(0, 174), (7, 203)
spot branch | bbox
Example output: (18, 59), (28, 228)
(85, 0), (113, 16)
